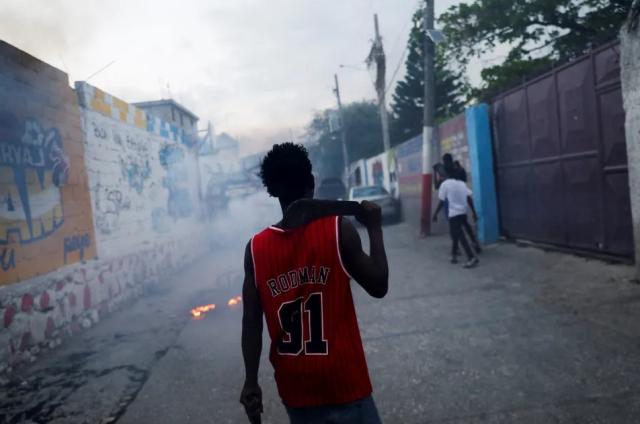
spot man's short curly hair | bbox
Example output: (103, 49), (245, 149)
(259, 142), (313, 200)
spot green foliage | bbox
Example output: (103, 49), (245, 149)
(389, 9), (467, 146)
(440, 0), (633, 98)
(305, 101), (384, 180)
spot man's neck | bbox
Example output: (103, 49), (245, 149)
(279, 199), (293, 216)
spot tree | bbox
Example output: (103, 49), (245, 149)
(440, 0), (634, 98)
(389, 9), (466, 146)
(305, 101), (384, 180)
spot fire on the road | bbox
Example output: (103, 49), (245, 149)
(228, 296), (242, 307)
(191, 304), (216, 319)
(190, 296), (241, 319)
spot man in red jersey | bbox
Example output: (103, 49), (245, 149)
(240, 143), (389, 424)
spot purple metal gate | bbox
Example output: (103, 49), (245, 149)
(491, 41), (633, 257)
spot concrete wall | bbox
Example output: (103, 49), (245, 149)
(395, 135), (422, 231)
(77, 83), (203, 260)
(438, 114), (471, 180)
(621, 22), (640, 276)
(0, 43), (211, 371)
(0, 41), (97, 286)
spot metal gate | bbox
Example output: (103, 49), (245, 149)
(491, 41), (633, 257)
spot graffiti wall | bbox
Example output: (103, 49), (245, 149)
(395, 135), (423, 230)
(76, 83), (202, 259)
(0, 42), (96, 286)
(0, 42), (213, 369)
(439, 114), (471, 184)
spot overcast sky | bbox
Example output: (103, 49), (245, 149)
(0, 0), (473, 153)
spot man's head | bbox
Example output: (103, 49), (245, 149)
(442, 153), (453, 165)
(260, 142), (315, 207)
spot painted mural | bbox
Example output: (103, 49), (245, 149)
(0, 110), (96, 285)
(439, 114), (471, 184)
(0, 113), (68, 243)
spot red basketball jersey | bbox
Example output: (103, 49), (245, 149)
(250, 216), (372, 408)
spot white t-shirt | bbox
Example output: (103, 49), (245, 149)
(438, 179), (472, 218)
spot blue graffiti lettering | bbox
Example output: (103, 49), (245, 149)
(63, 233), (91, 264)
(120, 159), (151, 194)
(0, 143), (46, 167)
(0, 247), (15, 271)
(159, 145), (192, 219)
(0, 112), (69, 245)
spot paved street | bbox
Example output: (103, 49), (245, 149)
(2, 199), (639, 423)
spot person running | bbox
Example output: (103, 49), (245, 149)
(240, 142), (389, 424)
(441, 154), (481, 254)
(433, 169), (479, 268)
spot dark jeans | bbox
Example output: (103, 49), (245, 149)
(449, 214), (479, 256)
(286, 395), (382, 424)
(449, 214), (474, 260)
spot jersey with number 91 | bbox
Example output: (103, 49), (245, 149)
(251, 216), (372, 408)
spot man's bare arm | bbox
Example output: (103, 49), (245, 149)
(339, 202), (388, 298)
(240, 241), (263, 423)
(467, 196), (478, 222)
(433, 200), (444, 222)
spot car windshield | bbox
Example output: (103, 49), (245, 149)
(352, 186), (388, 198)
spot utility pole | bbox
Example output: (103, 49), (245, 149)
(367, 14), (391, 153)
(333, 74), (349, 185)
(421, 0), (435, 236)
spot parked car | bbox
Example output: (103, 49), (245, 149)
(316, 178), (347, 200)
(348, 185), (401, 222)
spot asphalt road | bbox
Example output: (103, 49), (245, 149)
(2, 195), (640, 424)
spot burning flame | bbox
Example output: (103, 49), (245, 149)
(227, 296), (242, 307)
(191, 304), (216, 319)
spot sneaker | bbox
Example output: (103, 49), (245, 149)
(450, 256), (458, 264)
(463, 257), (479, 268)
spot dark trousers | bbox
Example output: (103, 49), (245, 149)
(449, 214), (474, 260)
(286, 395), (382, 424)
(450, 215), (479, 256)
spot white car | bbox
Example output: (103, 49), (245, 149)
(348, 185), (401, 222)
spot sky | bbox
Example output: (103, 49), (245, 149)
(0, 0), (475, 153)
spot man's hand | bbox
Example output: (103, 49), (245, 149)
(356, 200), (382, 229)
(240, 381), (263, 424)
(432, 214), (438, 223)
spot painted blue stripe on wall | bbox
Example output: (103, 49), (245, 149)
(466, 104), (500, 244)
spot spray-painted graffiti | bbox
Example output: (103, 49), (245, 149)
(89, 119), (153, 195)
(93, 177), (131, 235)
(63, 233), (91, 263)
(91, 121), (108, 140)
(151, 208), (170, 233)
(159, 145), (192, 219)
(1, 247), (15, 271)
(120, 159), (151, 194)
(0, 112), (70, 245)
(119, 132), (152, 194)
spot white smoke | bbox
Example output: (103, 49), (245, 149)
(209, 192), (281, 250)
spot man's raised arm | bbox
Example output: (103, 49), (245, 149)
(339, 201), (389, 299)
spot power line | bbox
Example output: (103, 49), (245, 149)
(385, 45), (408, 95)
(382, 1), (422, 96)
(85, 60), (116, 82)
